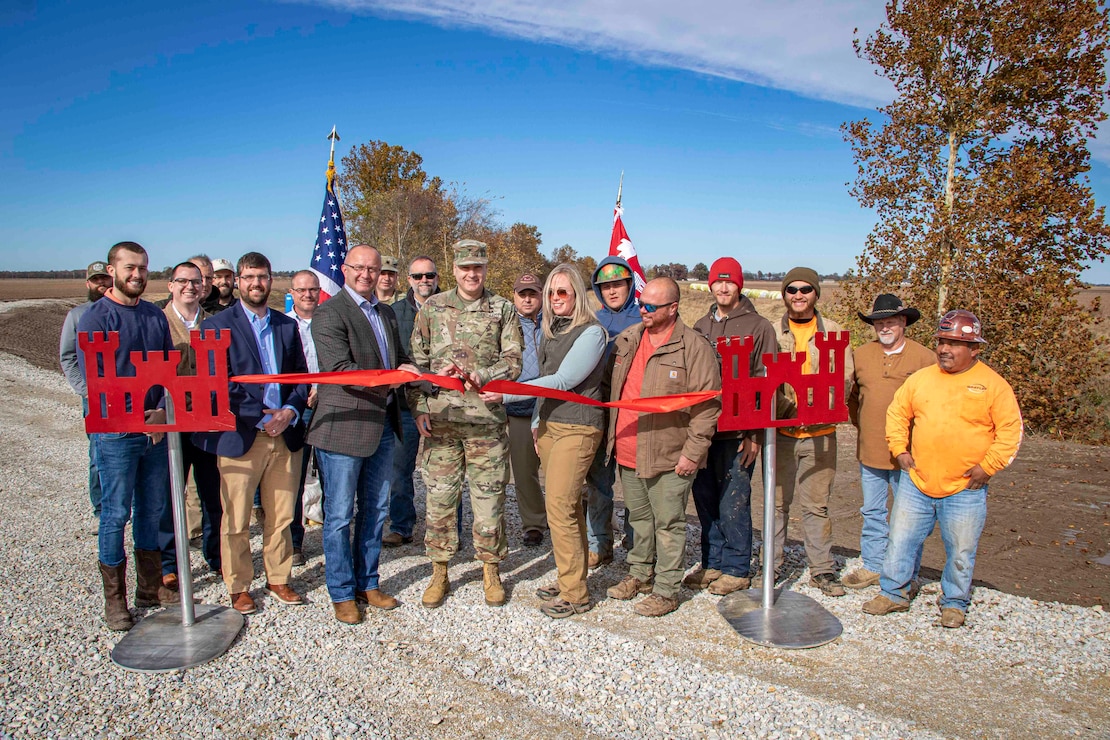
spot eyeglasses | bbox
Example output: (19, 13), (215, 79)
(640, 301), (676, 313)
(171, 278), (203, 287)
(409, 272), (437, 280)
(785, 285), (815, 295)
(291, 287), (321, 295)
(344, 264), (376, 274)
(548, 288), (574, 299)
(238, 274), (269, 283)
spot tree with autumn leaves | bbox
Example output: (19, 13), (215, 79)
(838, 0), (1110, 439)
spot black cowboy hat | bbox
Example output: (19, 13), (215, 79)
(858, 294), (921, 326)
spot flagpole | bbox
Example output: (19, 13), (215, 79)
(616, 171), (623, 208)
(327, 126), (341, 191)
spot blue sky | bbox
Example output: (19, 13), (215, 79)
(3, 0), (1109, 283)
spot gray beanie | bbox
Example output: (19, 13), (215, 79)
(781, 267), (821, 298)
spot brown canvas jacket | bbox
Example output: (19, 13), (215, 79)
(162, 303), (211, 376)
(606, 317), (721, 477)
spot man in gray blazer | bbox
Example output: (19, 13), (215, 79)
(307, 244), (420, 624)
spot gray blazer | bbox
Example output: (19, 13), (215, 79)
(306, 289), (410, 458)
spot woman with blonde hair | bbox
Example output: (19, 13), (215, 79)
(482, 264), (607, 617)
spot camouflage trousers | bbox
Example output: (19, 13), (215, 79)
(423, 421), (509, 563)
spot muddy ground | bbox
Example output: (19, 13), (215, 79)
(2, 284), (1107, 608)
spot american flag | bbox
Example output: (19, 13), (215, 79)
(610, 203), (647, 297)
(310, 180), (347, 301)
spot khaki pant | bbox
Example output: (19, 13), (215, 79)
(773, 431), (837, 575)
(536, 422), (602, 604)
(620, 466), (693, 599)
(508, 415), (547, 533)
(185, 474), (203, 540)
(218, 434), (302, 593)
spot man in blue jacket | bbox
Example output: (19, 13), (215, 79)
(584, 257), (640, 566)
(193, 252), (309, 616)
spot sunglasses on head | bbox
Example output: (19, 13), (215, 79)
(409, 272), (437, 280)
(785, 285), (815, 295)
(548, 287), (574, 298)
(640, 301), (676, 313)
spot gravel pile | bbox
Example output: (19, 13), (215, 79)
(0, 351), (1107, 738)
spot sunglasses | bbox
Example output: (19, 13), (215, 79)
(785, 285), (815, 295)
(640, 301), (676, 313)
(409, 272), (437, 280)
(548, 287), (574, 299)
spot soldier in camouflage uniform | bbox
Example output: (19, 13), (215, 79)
(409, 240), (524, 608)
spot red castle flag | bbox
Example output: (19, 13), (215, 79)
(310, 127), (347, 302)
(609, 184), (647, 297)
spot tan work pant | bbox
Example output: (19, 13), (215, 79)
(218, 434), (302, 593)
(536, 421), (602, 604)
(773, 431), (837, 576)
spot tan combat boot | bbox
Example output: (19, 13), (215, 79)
(98, 560), (133, 631)
(422, 562), (450, 609)
(483, 562), (505, 607)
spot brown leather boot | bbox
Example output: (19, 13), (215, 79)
(422, 562), (449, 609)
(482, 562), (505, 607)
(133, 549), (181, 607)
(98, 560), (133, 631)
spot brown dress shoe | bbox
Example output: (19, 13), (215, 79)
(231, 592), (257, 615)
(357, 589), (400, 610)
(333, 600), (362, 624)
(265, 583), (305, 605)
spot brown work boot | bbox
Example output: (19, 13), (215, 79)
(98, 560), (133, 631)
(133, 549), (180, 607)
(632, 593), (679, 617)
(606, 575), (653, 601)
(422, 562), (449, 608)
(333, 600), (361, 625)
(588, 548), (613, 569)
(483, 562), (506, 607)
(357, 589), (399, 611)
(940, 607), (966, 629)
(265, 583), (305, 605)
(862, 594), (910, 615)
(809, 572), (846, 597)
(708, 574), (751, 595)
(682, 567), (722, 590)
(382, 531), (412, 548)
(842, 568), (881, 589)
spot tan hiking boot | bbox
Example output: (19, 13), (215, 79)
(133, 549), (180, 607)
(862, 594), (910, 615)
(606, 575), (653, 600)
(422, 562), (450, 609)
(483, 562), (506, 607)
(683, 567), (723, 590)
(632, 593), (679, 617)
(708, 574), (751, 595)
(588, 549), (613, 569)
(98, 560), (133, 631)
(940, 607), (965, 628)
(842, 568), (881, 589)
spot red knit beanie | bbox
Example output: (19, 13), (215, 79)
(708, 257), (744, 292)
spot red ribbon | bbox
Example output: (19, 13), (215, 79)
(231, 370), (720, 413)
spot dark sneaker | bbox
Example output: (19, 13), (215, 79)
(522, 530), (543, 547)
(810, 573), (846, 597)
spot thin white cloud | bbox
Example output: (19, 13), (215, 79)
(309, 0), (1110, 163)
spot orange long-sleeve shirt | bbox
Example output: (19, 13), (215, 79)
(886, 361), (1023, 498)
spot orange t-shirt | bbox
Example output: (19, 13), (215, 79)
(614, 326), (673, 468)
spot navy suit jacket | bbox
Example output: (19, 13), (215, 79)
(192, 303), (309, 458)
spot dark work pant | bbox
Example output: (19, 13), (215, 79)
(161, 438), (223, 575)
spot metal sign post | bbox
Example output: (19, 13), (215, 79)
(713, 336), (846, 649)
(80, 330), (244, 671)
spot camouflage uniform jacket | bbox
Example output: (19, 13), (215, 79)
(407, 287), (524, 425)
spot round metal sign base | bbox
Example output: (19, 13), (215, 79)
(717, 588), (843, 649)
(111, 604), (244, 673)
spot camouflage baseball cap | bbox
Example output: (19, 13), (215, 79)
(381, 255), (399, 273)
(86, 261), (109, 279)
(453, 239), (488, 266)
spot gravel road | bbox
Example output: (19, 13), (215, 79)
(0, 350), (1107, 739)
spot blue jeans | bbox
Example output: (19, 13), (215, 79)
(82, 397), (102, 516)
(93, 432), (169, 567)
(388, 408), (419, 538)
(692, 438), (755, 578)
(317, 433), (394, 603)
(859, 464), (901, 573)
(879, 476), (987, 612)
